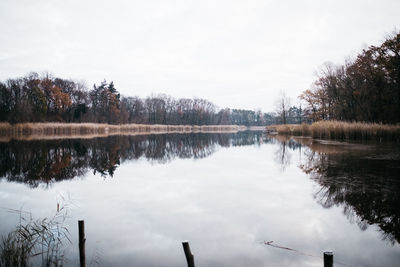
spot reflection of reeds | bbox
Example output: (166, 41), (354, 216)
(0, 122), (247, 142)
(292, 137), (371, 154)
(267, 121), (400, 141)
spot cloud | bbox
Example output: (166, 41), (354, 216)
(0, 0), (399, 111)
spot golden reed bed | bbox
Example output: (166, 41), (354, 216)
(267, 121), (400, 141)
(0, 122), (248, 142)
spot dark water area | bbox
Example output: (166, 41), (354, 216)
(0, 132), (399, 266)
(295, 137), (400, 245)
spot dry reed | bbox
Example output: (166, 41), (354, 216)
(267, 121), (400, 141)
(0, 122), (247, 141)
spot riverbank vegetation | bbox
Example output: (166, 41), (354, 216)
(268, 121), (400, 141)
(298, 31), (399, 124)
(0, 122), (246, 139)
(269, 31), (400, 141)
(271, 31), (400, 127)
(0, 205), (70, 266)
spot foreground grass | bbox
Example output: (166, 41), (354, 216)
(267, 121), (400, 141)
(0, 122), (247, 141)
(1, 204), (70, 266)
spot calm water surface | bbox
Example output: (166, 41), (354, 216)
(0, 132), (399, 266)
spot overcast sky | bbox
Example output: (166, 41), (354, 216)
(0, 0), (399, 111)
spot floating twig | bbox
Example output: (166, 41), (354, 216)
(261, 240), (351, 267)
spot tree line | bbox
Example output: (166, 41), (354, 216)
(0, 72), (278, 126)
(299, 31), (400, 124)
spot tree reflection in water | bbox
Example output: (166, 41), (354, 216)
(0, 131), (268, 188)
(293, 137), (400, 245)
(271, 135), (302, 171)
(4, 132), (399, 246)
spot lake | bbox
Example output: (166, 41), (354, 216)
(0, 131), (399, 266)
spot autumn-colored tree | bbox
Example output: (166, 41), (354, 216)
(54, 78), (89, 122)
(39, 77), (72, 120)
(300, 31), (400, 123)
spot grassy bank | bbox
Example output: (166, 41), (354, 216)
(267, 121), (400, 141)
(0, 122), (247, 141)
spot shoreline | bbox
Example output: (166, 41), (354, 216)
(266, 121), (400, 141)
(0, 122), (251, 142)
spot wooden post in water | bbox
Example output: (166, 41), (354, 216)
(182, 241), (195, 267)
(78, 220), (86, 267)
(323, 251), (333, 267)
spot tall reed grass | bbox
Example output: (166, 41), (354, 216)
(267, 121), (400, 141)
(0, 122), (247, 140)
(0, 203), (70, 266)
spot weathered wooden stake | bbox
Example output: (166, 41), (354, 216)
(323, 251), (333, 267)
(78, 220), (86, 267)
(182, 241), (195, 267)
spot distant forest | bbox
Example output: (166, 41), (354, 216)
(299, 31), (400, 124)
(0, 73), (281, 126)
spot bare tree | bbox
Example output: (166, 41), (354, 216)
(275, 90), (291, 124)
